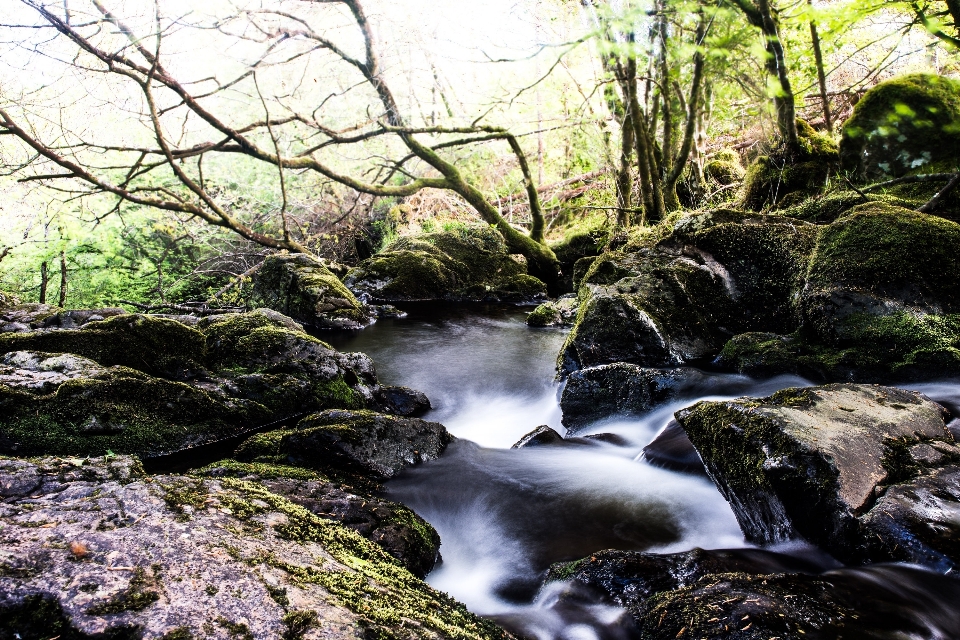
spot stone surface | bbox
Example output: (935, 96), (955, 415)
(344, 226), (547, 304)
(248, 253), (373, 330)
(641, 419), (705, 475)
(546, 547), (960, 640)
(511, 425), (564, 449)
(525, 295), (579, 328)
(373, 385), (431, 417)
(676, 383), (956, 565)
(235, 409), (453, 480)
(560, 364), (708, 430)
(0, 456), (508, 640)
(199, 461), (441, 578)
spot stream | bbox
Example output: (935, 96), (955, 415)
(326, 304), (960, 639)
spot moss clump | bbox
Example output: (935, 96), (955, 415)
(216, 618), (254, 640)
(86, 566), (161, 616)
(0, 369), (271, 458)
(0, 314), (206, 378)
(526, 303), (559, 327)
(201, 311), (304, 366)
(281, 611), (319, 640)
(806, 203), (960, 309)
(234, 430), (290, 463)
(841, 73), (960, 180)
(159, 627), (194, 640)
(704, 148), (745, 186)
(197, 460), (326, 482)
(741, 120), (839, 211)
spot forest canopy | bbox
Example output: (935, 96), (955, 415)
(0, 0), (957, 306)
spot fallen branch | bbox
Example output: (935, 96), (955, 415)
(117, 300), (244, 316)
(861, 173), (957, 193)
(206, 262), (263, 304)
(918, 172), (960, 213)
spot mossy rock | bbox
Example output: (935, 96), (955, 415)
(0, 314), (206, 379)
(0, 291), (21, 310)
(550, 229), (607, 292)
(803, 203), (960, 323)
(235, 409), (452, 480)
(345, 225), (547, 303)
(741, 120), (840, 211)
(841, 73), (960, 180)
(249, 253), (372, 330)
(777, 190), (915, 223)
(0, 362), (271, 458)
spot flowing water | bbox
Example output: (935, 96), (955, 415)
(327, 304), (960, 639)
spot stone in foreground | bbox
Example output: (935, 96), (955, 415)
(0, 456), (509, 640)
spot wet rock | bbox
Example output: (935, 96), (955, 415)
(547, 547), (960, 639)
(676, 383), (958, 566)
(344, 225), (547, 304)
(0, 351), (106, 394)
(198, 461), (441, 578)
(549, 229), (607, 293)
(641, 420), (705, 475)
(526, 294), (578, 327)
(37, 307), (128, 329)
(248, 253), (374, 330)
(841, 73), (960, 180)
(560, 364), (708, 430)
(0, 456), (509, 640)
(235, 409), (453, 480)
(374, 385), (431, 417)
(0, 303), (62, 333)
(511, 425), (564, 449)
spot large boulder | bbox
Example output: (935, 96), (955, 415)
(675, 383), (960, 568)
(841, 73), (960, 180)
(559, 211), (815, 376)
(547, 548), (960, 640)
(235, 409), (453, 480)
(0, 456), (509, 640)
(249, 253), (373, 330)
(344, 225), (547, 303)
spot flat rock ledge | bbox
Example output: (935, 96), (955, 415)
(0, 456), (510, 640)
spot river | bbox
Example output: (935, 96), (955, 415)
(326, 304), (960, 639)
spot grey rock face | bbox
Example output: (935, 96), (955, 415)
(676, 383), (960, 567)
(0, 456), (508, 640)
(511, 425), (564, 449)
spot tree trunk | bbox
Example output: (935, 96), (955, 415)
(757, 0), (799, 151)
(664, 14), (706, 211)
(809, 2), (832, 132)
(39, 262), (48, 304)
(58, 251), (68, 307)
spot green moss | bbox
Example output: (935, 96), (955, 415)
(841, 73), (960, 179)
(86, 566), (161, 616)
(770, 387), (814, 408)
(545, 557), (589, 583)
(281, 611), (319, 640)
(704, 149), (745, 186)
(248, 254), (367, 325)
(159, 627), (194, 640)
(265, 584), (290, 607)
(880, 436), (924, 484)
(162, 478), (209, 519)
(196, 460), (326, 482)
(0, 314), (206, 377)
(216, 618), (254, 640)
(526, 303), (559, 327)
(806, 203), (960, 308)
(234, 430), (290, 463)
(202, 311), (306, 366)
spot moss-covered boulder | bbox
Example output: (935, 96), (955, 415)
(0, 303), (62, 333)
(675, 383), (959, 568)
(249, 253), (373, 330)
(550, 228), (607, 293)
(0, 456), (510, 640)
(741, 119), (840, 211)
(0, 314), (206, 379)
(559, 212), (815, 376)
(236, 409), (452, 480)
(199, 460), (441, 578)
(344, 225), (547, 303)
(841, 73), (960, 180)
(0, 351), (271, 458)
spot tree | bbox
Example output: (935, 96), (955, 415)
(0, 0), (561, 284)
(582, 0), (707, 225)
